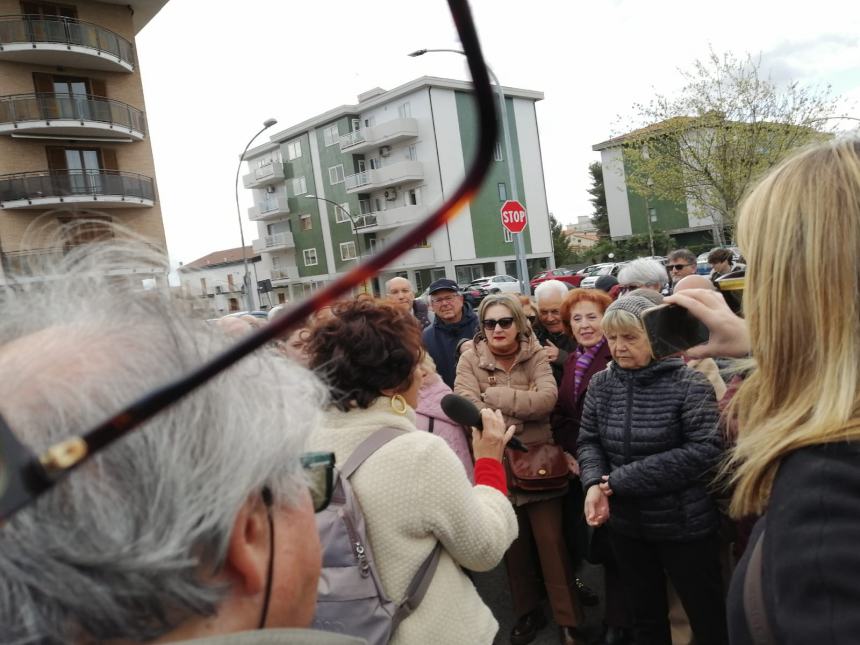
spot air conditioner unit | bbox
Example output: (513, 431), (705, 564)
(384, 188), (398, 201)
(379, 145), (392, 157)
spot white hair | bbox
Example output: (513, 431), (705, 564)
(617, 258), (669, 289)
(534, 279), (568, 302)
(0, 242), (326, 643)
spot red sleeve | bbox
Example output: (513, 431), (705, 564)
(473, 458), (507, 495)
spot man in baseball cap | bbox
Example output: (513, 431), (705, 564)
(421, 278), (479, 387)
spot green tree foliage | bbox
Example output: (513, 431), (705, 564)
(587, 161), (610, 236)
(550, 214), (575, 267)
(621, 50), (838, 245)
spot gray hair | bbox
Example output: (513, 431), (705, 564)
(384, 275), (413, 293)
(617, 258), (669, 290)
(534, 279), (568, 303)
(0, 242), (326, 643)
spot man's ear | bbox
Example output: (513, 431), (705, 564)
(224, 498), (270, 595)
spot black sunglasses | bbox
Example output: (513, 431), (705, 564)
(301, 452), (335, 513)
(483, 317), (515, 330)
(668, 263), (692, 271)
(0, 0), (498, 523)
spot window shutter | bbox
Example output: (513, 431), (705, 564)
(45, 146), (67, 170)
(89, 78), (106, 98)
(32, 72), (53, 94)
(100, 148), (118, 171)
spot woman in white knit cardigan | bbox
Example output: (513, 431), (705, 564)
(306, 298), (518, 644)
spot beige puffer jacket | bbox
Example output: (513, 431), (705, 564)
(454, 334), (558, 444)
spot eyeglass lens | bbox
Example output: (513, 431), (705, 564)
(668, 264), (689, 271)
(482, 317), (515, 330)
(300, 452), (335, 513)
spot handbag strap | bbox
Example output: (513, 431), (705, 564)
(340, 427), (406, 479)
(392, 542), (443, 630)
(743, 529), (776, 645)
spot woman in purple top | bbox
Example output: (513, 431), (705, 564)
(552, 288), (631, 645)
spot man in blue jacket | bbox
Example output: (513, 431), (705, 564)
(422, 278), (478, 388)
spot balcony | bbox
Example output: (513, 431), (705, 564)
(338, 117), (419, 154)
(381, 245), (435, 269)
(0, 169), (156, 209)
(252, 232), (295, 253)
(354, 204), (425, 233)
(242, 162), (285, 189)
(270, 266), (300, 283)
(0, 93), (146, 141)
(248, 194), (289, 221)
(344, 160), (423, 194)
(0, 15), (135, 72)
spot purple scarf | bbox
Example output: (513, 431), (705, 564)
(573, 337), (606, 394)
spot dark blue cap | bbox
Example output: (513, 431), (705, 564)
(428, 278), (459, 294)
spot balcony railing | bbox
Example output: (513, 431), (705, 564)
(344, 161), (424, 194)
(0, 15), (135, 71)
(271, 267), (299, 281)
(252, 232), (295, 253)
(338, 117), (418, 153)
(339, 129), (366, 148)
(249, 194), (289, 221)
(344, 170), (370, 191)
(0, 169), (156, 207)
(242, 161), (285, 189)
(0, 93), (146, 137)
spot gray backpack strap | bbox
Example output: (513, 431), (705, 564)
(340, 427), (406, 480)
(744, 529), (776, 645)
(392, 543), (443, 630)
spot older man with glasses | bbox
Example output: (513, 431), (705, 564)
(533, 280), (576, 386)
(422, 278), (479, 388)
(666, 249), (699, 292)
(0, 248), (361, 645)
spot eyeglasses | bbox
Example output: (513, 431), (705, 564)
(482, 317), (515, 330)
(0, 0), (498, 523)
(301, 452), (335, 513)
(618, 284), (642, 295)
(431, 295), (459, 306)
(668, 263), (692, 271)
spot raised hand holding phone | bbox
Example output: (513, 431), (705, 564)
(663, 288), (750, 359)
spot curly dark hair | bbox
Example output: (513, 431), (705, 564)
(306, 297), (423, 411)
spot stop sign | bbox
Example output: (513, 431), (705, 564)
(500, 200), (527, 234)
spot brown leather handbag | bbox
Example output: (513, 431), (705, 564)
(505, 442), (569, 492)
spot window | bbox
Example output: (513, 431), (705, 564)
(328, 164), (345, 185)
(497, 182), (507, 201)
(278, 292), (286, 304)
(351, 118), (361, 131)
(406, 144), (417, 161)
(303, 248), (318, 266)
(335, 202), (351, 223)
(300, 214), (312, 231)
(494, 142), (504, 161)
(374, 198), (383, 212)
(369, 157), (381, 170)
(503, 227), (513, 243)
(649, 207), (657, 222)
(408, 188), (419, 206)
(291, 176), (307, 195)
(398, 102), (411, 118)
(286, 140), (302, 160)
(364, 117), (375, 127)
(340, 241), (357, 261)
(200, 277), (207, 295)
(323, 124), (339, 147)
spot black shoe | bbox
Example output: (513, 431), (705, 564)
(510, 608), (548, 645)
(575, 577), (599, 607)
(602, 625), (633, 645)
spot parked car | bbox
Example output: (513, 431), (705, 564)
(530, 267), (584, 290)
(466, 274), (522, 295)
(580, 262), (627, 289)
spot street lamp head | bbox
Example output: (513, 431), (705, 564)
(407, 49), (427, 57)
(263, 118), (278, 128)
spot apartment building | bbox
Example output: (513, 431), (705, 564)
(177, 245), (266, 318)
(0, 0), (168, 285)
(242, 76), (553, 301)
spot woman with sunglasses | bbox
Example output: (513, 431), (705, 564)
(305, 298), (518, 645)
(455, 293), (586, 645)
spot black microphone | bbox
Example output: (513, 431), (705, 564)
(440, 393), (528, 452)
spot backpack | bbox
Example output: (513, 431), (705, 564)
(312, 427), (442, 644)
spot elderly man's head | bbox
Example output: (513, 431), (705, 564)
(534, 279), (569, 334)
(0, 248), (327, 642)
(617, 258), (669, 294)
(667, 249), (698, 283)
(385, 276), (415, 312)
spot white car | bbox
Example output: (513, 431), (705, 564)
(580, 263), (626, 289)
(467, 274), (522, 295)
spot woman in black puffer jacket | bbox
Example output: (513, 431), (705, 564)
(577, 293), (727, 645)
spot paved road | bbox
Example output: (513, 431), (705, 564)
(474, 561), (607, 644)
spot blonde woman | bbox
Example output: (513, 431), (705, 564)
(668, 138), (860, 644)
(576, 294), (727, 645)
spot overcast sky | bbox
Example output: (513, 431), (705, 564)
(135, 0), (860, 267)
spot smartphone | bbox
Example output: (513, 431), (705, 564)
(641, 304), (710, 359)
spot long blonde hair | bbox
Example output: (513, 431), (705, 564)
(728, 138), (860, 516)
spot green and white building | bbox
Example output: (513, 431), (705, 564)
(242, 76), (553, 301)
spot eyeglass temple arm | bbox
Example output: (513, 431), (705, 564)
(4, 0), (498, 519)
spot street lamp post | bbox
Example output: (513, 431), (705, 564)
(234, 117), (278, 311)
(409, 48), (531, 295)
(306, 194), (370, 293)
